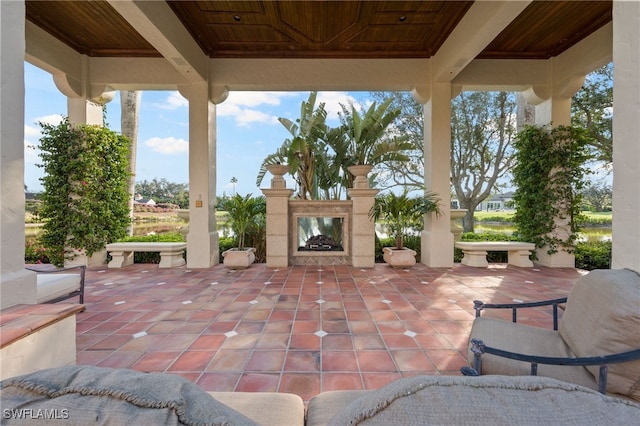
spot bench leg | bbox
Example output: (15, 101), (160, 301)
(507, 250), (534, 267)
(461, 250), (489, 267)
(159, 251), (186, 268)
(108, 251), (134, 268)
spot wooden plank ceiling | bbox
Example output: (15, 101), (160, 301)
(25, 0), (612, 60)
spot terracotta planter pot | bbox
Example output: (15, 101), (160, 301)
(382, 247), (417, 268)
(222, 247), (256, 269)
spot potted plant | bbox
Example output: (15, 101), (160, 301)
(220, 194), (266, 269)
(369, 190), (442, 268)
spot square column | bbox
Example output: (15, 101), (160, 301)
(611, 1), (640, 270)
(181, 83), (219, 268)
(1, 0), (37, 308)
(262, 189), (294, 267)
(348, 188), (378, 268)
(421, 82), (454, 267)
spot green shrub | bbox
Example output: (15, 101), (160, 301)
(575, 240), (611, 270)
(25, 237), (50, 264)
(114, 233), (185, 264)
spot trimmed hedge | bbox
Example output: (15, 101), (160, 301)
(575, 240), (612, 270)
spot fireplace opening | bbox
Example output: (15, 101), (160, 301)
(298, 217), (344, 252)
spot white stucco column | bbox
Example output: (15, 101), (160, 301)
(67, 98), (104, 126)
(180, 83), (219, 268)
(611, 0), (640, 270)
(1, 0), (37, 309)
(421, 82), (454, 267)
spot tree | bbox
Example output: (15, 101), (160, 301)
(120, 90), (142, 235)
(230, 177), (238, 195)
(581, 182), (612, 212)
(256, 92), (330, 199)
(333, 98), (414, 190)
(369, 91), (424, 190)
(219, 194), (266, 249)
(38, 118), (130, 266)
(369, 190), (441, 250)
(572, 63), (613, 165)
(451, 91), (518, 232)
(135, 178), (189, 207)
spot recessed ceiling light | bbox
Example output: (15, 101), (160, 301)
(399, 16), (407, 22)
(233, 15), (241, 22)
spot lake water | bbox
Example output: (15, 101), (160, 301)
(476, 223), (611, 242)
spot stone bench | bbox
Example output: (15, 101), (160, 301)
(106, 242), (186, 268)
(455, 241), (535, 267)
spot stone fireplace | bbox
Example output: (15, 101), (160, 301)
(261, 165), (377, 268)
(290, 201), (351, 265)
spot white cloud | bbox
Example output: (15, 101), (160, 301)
(154, 92), (188, 110)
(317, 92), (359, 119)
(226, 91), (294, 107)
(33, 114), (64, 126)
(144, 136), (188, 154)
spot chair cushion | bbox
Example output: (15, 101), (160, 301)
(559, 268), (640, 401)
(307, 390), (370, 426)
(208, 392), (305, 426)
(36, 274), (80, 303)
(0, 365), (258, 425)
(468, 316), (597, 389)
(323, 375), (640, 426)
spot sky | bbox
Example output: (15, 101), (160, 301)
(23, 62), (372, 198)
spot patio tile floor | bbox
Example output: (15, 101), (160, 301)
(75, 263), (583, 402)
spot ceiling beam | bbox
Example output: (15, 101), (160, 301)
(107, 0), (207, 83)
(433, 0), (532, 83)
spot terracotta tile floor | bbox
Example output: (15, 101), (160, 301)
(74, 263), (583, 402)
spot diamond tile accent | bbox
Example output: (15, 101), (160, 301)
(132, 331), (147, 339)
(316, 281), (324, 285)
(316, 299), (325, 305)
(182, 300), (193, 305)
(210, 282), (218, 285)
(513, 299), (524, 303)
(421, 281), (429, 284)
(403, 331), (417, 338)
(157, 282), (166, 286)
(104, 282), (114, 286)
(225, 331), (238, 338)
(525, 280), (534, 284)
(114, 301), (125, 305)
(264, 281), (272, 285)
(250, 300), (259, 305)
(382, 299), (392, 304)
(448, 299), (457, 304)
(314, 330), (328, 337)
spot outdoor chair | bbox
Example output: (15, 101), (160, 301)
(25, 265), (85, 304)
(462, 268), (640, 402)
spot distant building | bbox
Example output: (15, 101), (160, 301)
(451, 192), (516, 212)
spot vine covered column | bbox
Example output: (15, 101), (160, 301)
(526, 72), (584, 267)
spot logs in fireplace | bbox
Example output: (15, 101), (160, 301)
(299, 234), (343, 251)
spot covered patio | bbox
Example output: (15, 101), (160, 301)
(66, 263), (580, 402)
